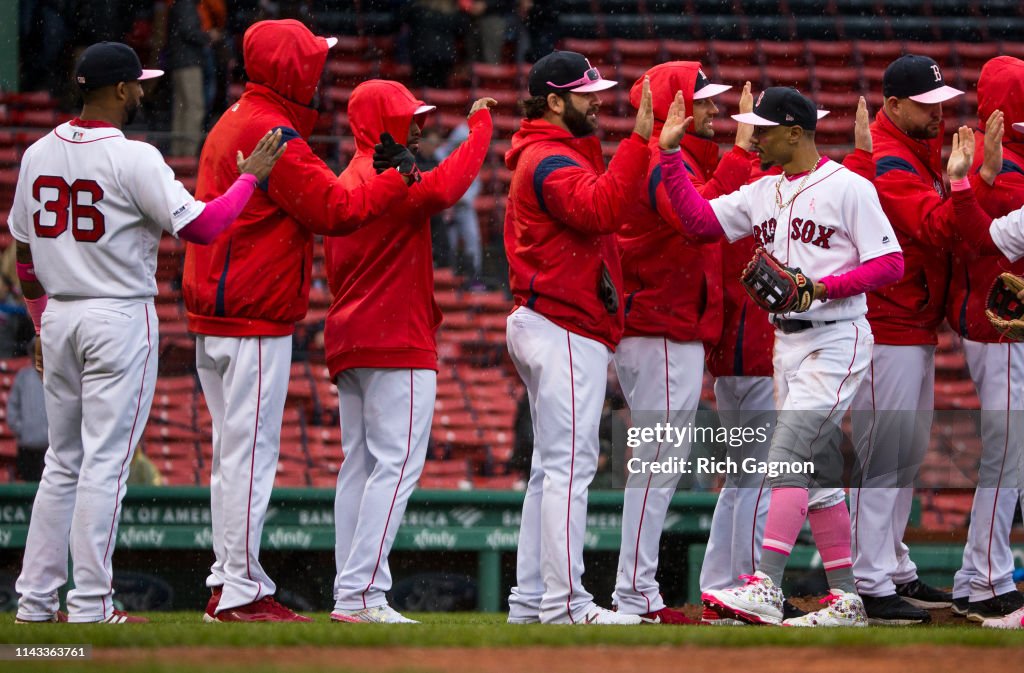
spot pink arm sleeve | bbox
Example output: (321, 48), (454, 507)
(658, 148), (725, 238)
(819, 251), (904, 300)
(178, 173), (259, 244)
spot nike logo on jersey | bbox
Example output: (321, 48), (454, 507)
(790, 218), (836, 249)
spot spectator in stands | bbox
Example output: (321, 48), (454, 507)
(465, 0), (518, 64)
(6, 340), (48, 482)
(439, 122), (485, 288)
(18, 0), (68, 95)
(199, 0), (231, 124)
(416, 127), (453, 267)
(407, 0), (466, 88)
(0, 274), (32, 358)
(520, 0), (558, 62)
(167, 0), (208, 156)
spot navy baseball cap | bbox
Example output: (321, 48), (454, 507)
(528, 51), (617, 97)
(732, 87), (829, 130)
(75, 42), (163, 91)
(693, 67), (731, 100)
(883, 55), (963, 104)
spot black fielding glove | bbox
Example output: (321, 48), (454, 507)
(372, 132), (421, 183)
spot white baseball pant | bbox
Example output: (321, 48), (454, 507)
(700, 375), (773, 592)
(17, 298), (157, 622)
(849, 344), (934, 597)
(612, 337), (704, 615)
(953, 339), (1024, 602)
(333, 367), (435, 610)
(506, 307), (609, 624)
(197, 335), (291, 612)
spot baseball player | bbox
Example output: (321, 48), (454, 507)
(700, 98), (878, 626)
(11, 42), (284, 624)
(183, 20), (415, 623)
(660, 87), (904, 626)
(947, 55), (1024, 622)
(504, 50), (652, 625)
(323, 81), (494, 624)
(611, 61), (754, 625)
(849, 54), (964, 625)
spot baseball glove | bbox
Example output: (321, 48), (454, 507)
(985, 272), (1024, 341)
(741, 248), (816, 314)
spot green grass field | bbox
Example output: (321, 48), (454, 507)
(0, 613), (1020, 673)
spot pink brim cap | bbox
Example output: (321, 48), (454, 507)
(1013, 122), (1024, 133)
(694, 83), (732, 100)
(731, 109), (829, 126)
(571, 78), (618, 93)
(908, 85), (964, 104)
(139, 69), (163, 81)
(415, 104), (437, 116)
(325, 37), (338, 49)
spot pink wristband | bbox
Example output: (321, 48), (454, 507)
(25, 294), (47, 335)
(950, 177), (971, 191)
(16, 261), (38, 283)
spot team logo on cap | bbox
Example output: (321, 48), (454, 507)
(931, 64), (942, 82)
(785, 114), (794, 121)
(756, 91), (765, 107)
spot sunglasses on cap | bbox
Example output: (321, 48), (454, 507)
(548, 67), (601, 90)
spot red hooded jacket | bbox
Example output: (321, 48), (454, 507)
(867, 110), (955, 345)
(953, 56), (1024, 342)
(617, 61), (753, 346)
(183, 20), (408, 337)
(323, 81), (493, 376)
(504, 119), (650, 349)
(707, 149), (877, 378)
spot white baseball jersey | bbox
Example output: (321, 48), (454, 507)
(989, 203), (1024, 262)
(8, 120), (205, 299)
(710, 159), (901, 321)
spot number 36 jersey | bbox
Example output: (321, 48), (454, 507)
(8, 119), (205, 299)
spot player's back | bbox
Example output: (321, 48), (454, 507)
(9, 120), (201, 300)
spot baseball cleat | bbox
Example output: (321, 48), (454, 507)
(951, 596), (969, 616)
(966, 590), (1024, 623)
(203, 586), (223, 623)
(638, 607), (697, 625)
(576, 604), (642, 625)
(895, 579), (953, 609)
(331, 605), (419, 624)
(211, 596), (312, 622)
(101, 610), (149, 624)
(701, 571), (784, 625)
(981, 606), (1024, 630)
(14, 611), (68, 624)
(861, 593), (930, 625)
(700, 607), (745, 626)
(782, 589), (867, 627)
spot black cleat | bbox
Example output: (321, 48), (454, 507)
(862, 594), (931, 625)
(951, 597), (969, 617)
(895, 579), (953, 609)
(966, 590), (1024, 623)
(782, 600), (806, 621)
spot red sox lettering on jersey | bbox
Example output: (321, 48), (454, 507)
(752, 216), (836, 250)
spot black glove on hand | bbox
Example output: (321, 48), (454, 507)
(372, 132), (421, 183)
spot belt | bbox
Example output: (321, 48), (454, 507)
(772, 318), (839, 334)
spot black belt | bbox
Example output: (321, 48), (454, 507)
(773, 318), (839, 334)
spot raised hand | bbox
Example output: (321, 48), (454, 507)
(735, 81), (754, 151)
(947, 125), (976, 181)
(854, 96), (872, 153)
(469, 97), (497, 116)
(980, 109), (1004, 186)
(633, 76), (654, 141)
(373, 132), (421, 184)
(237, 129), (286, 182)
(658, 91), (692, 150)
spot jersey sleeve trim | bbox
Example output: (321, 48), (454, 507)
(876, 156), (919, 178)
(533, 155), (582, 214)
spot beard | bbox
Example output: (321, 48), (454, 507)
(124, 100), (139, 126)
(906, 124), (939, 140)
(564, 102), (597, 138)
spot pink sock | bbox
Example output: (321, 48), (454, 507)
(807, 501), (853, 572)
(762, 487), (809, 557)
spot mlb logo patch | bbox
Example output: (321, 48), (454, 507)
(72, 131), (83, 141)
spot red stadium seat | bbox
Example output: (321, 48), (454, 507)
(324, 60), (375, 88)
(662, 40), (710, 65)
(807, 40), (857, 69)
(562, 39), (614, 64)
(953, 42), (999, 70)
(470, 63), (521, 90)
(420, 88), (471, 117)
(856, 40), (903, 68)
(763, 66), (813, 89)
(903, 42), (954, 66)
(613, 38), (662, 65)
(711, 41), (760, 66)
(758, 40), (808, 68)
(716, 65), (763, 89)
(815, 66), (864, 94)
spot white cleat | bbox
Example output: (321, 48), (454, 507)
(783, 589), (868, 627)
(577, 604), (643, 625)
(981, 606), (1024, 630)
(330, 605), (419, 624)
(702, 571), (784, 625)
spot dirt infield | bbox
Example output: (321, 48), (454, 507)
(92, 644), (1013, 673)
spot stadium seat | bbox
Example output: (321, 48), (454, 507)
(856, 40), (904, 68)
(324, 60), (376, 88)
(561, 38), (615, 64)
(807, 40), (858, 69)
(953, 41), (999, 69)
(758, 40), (809, 68)
(661, 40), (711, 64)
(763, 66), (813, 89)
(710, 41), (760, 67)
(613, 38), (662, 65)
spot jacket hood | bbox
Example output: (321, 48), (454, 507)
(243, 19), (330, 107)
(629, 61), (701, 121)
(348, 79), (429, 154)
(978, 56), (1024, 145)
(876, 108), (945, 175)
(505, 118), (607, 171)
